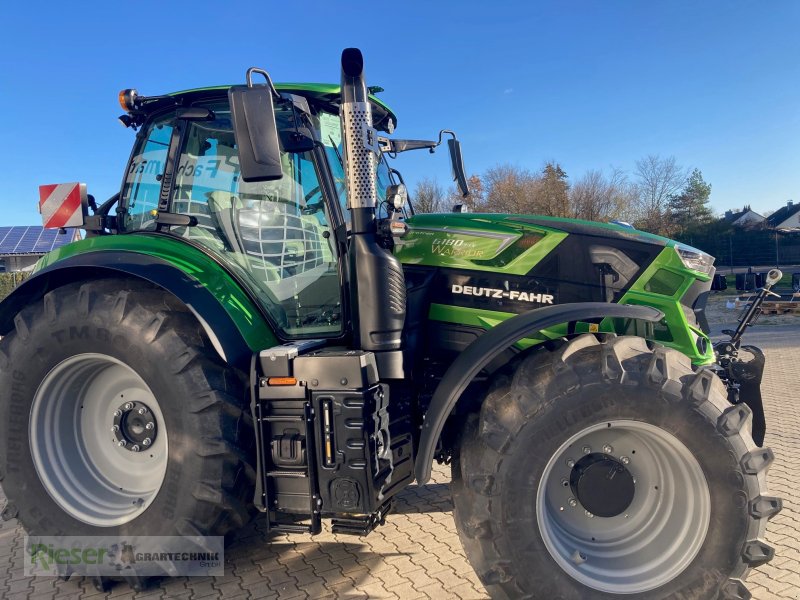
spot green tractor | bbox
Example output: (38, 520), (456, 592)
(0, 48), (781, 598)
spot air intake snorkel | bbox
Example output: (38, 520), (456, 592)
(340, 48), (380, 231)
(339, 48), (406, 357)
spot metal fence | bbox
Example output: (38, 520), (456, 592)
(678, 229), (800, 270)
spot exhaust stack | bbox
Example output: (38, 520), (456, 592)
(340, 48), (379, 219)
(339, 48), (406, 357)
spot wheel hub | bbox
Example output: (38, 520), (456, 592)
(112, 401), (157, 452)
(570, 453), (635, 518)
(536, 419), (711, 593)
(29, 353), (168, 527)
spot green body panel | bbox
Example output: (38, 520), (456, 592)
(611, 247), (715, 364)
(34, 234), (278, 352)
(506, 214), (678, 246)
(401, 213), (713, 365)
(395, 213), (568, 275)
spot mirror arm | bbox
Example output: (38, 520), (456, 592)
(436, 129), (458, 145)
(246, 67), (281, 99)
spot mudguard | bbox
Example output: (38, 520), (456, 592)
(731, 345), (767, 446)
(0, 251), (275, 371)
(414, 302), (664, 484)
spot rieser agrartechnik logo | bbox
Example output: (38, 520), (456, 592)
(25, 536), (224, 577)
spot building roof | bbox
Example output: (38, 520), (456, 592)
(766, 202), (800, 228)
(723, 206), (764, 224)
(0, 226), (80, 256)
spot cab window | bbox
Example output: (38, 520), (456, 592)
(120, 116), (173, 231)
(126, 100), (343, 338)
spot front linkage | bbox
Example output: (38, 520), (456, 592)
(712, 268), (783, 446)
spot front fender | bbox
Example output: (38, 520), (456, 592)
(0, 251), (278, 371)
(415, 302), (664, 483)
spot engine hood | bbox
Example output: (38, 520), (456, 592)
(395, 213), (674, 276)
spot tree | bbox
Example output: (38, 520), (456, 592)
(667, 168), (713, 235)
(569, 167), (639, 223)
(538, 162), (570, 217)
(411, 177), (446, 213)
(633, 155), (687, 235)
(480, 162), (569, 216)
(444, 174), (484, 212)
(482, 164), (541, 214)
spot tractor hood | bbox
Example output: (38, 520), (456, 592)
(394, 211), (716, 365)
(394, 213), (675, 276)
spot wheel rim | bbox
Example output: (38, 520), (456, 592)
(536, 420), (711, 593)
(29, 354), (168, 527)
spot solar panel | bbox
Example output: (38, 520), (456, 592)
(0, 227), (13, 246)
(0, 228), (25, 254)
(32, 229), (54, 253)
(0, 226), (79, 255)
(19, 228), (41, 252)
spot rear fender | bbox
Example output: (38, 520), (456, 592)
(415, 302), (664, 483)
(0, 252), (277, 371)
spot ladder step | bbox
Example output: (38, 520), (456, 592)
(267, 470), (308, 478)
(330, 502), (393, 536)
(263, 415), (304, 422)
(269, 523), (312, 534)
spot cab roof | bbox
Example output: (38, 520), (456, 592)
(146, 83), (397, 132)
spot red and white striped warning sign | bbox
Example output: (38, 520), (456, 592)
(39, 183), (87, 229)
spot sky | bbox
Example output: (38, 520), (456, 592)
(1, 0), (798, 226)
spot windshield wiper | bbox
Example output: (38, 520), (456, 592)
(329, 135), (344, 166)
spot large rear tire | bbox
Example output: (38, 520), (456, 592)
(0, 279), (255, 544)
(451, 334), (780, 599)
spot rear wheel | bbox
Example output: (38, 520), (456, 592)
(451, 334), (780, 599)
(0, 279), (255, 545)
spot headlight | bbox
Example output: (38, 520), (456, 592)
(675, 244), (715, 275)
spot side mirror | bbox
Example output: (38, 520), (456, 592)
(279, 127), (315, 153)
(229, 68), (283, 182)
(447, 138), (469, 198)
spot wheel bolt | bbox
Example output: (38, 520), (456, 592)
(138, 408), (146, 415)
(621, 456), (630, 465)
(124, 402), (133, 411)
(113, 410), (122, 418)
(117, 440), (126, 447)
(142, 438), (151, 447)
(565, 458), (575, 468)
(568, 498), (577, 507)
(585, 510), (594, 518)
(131, 445), (140, 452)
(111, 425), (119, 433)
(145, 422), (154, 430)
(603, 444), (613, 454)
(582, 445), (591, 454)
(561, 479), (569, 487)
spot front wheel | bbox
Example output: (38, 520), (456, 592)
(451, 335), (780, 600)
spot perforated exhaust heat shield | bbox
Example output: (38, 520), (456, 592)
(340, 48), (379, 210)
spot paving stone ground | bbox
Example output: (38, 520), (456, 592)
(1, 326), (797, 599)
